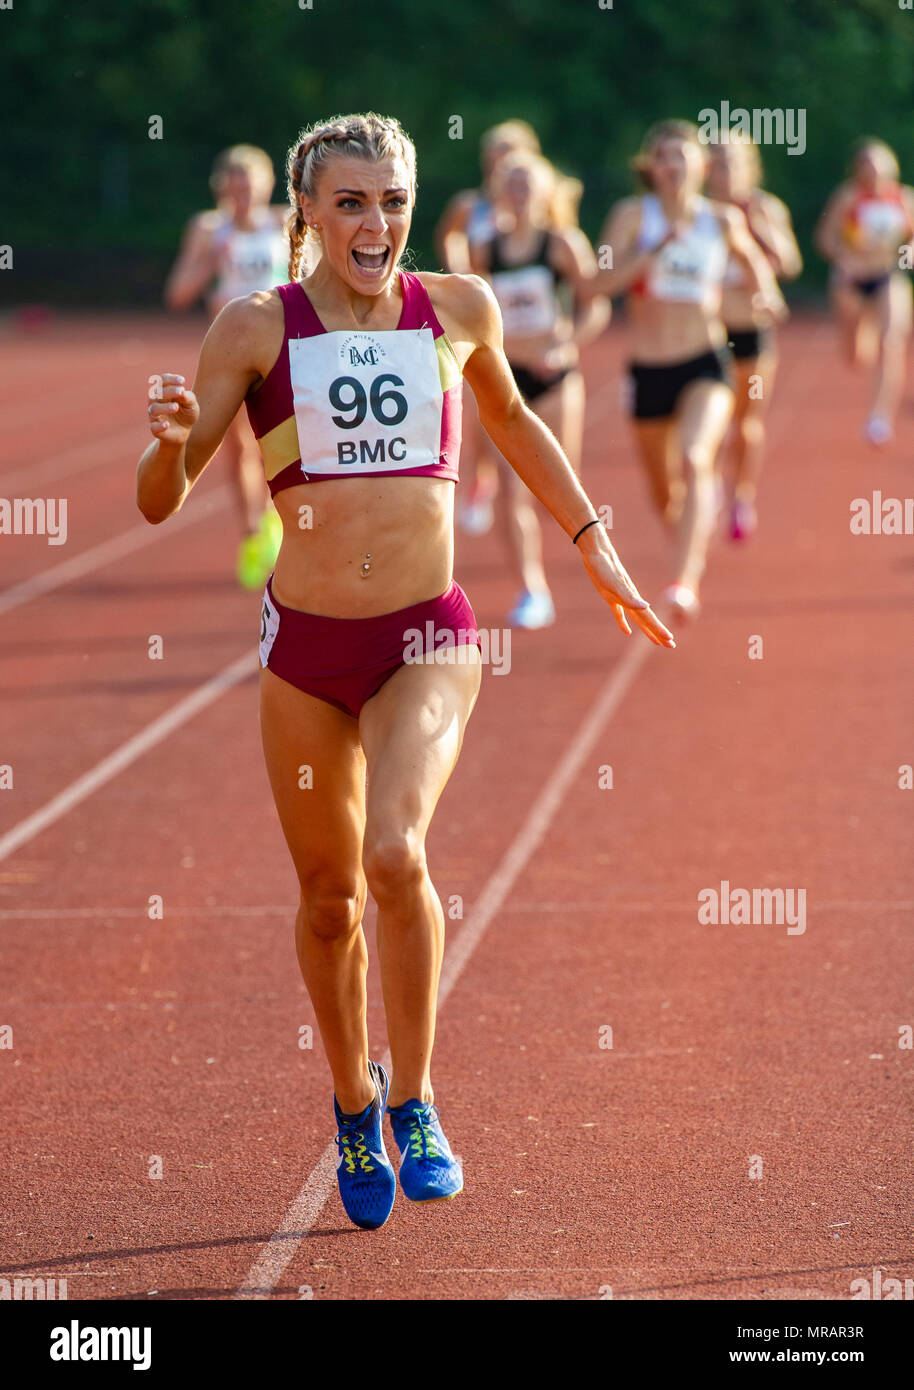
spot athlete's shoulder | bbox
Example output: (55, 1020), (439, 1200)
(609, 195), (644, 221)
(549, 224), (590, 254)
(416, 269), (495, 314)
(191, 208), (225, 235)
(828, 182), (858, 210)
(755, 189), (791, 219)
(415, 270), (499, 338)
(208, 286), (285, 353)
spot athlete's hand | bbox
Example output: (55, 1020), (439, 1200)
(753, 289), (789, 324)
(147, 374), (199, 446)
(577, 527), (676, 648)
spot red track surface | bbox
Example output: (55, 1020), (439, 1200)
(1, 312), (911, 1302)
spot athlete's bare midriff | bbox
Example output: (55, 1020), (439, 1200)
(627, 296), (727, 365)
(720, 284), (762, 333)
(246, 275), (471, 618)
(271, 474), (455, 617)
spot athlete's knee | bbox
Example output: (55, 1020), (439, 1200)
(362, 829), (427, 904)
(299, 878), (364, 941)
(740, 413), (765, 447)
(682, 443), (716, 475)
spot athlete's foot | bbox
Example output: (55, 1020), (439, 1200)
(660, 583), (701, 621)
(387, 1099), (463, 1202)
(257, 508), (283, 568)
(458, 477), (498, 536)
(334, 1060), (397, 1231)
(508, 588), (556, 629)
(864, 413), (893, 447)
(236, 532), (266, 590)
(458, 498), (495, 536)
(729, 496), (757, 541)
(236, 512), (283, 591)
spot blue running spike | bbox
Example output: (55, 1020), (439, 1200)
(334, 1060), (397, 1230)
(387, 1099), (464, 1202)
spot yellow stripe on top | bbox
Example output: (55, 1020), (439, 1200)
(258, 415), (302, 484)
(436, 333), (462, 393)
(258, 333), (462, 483)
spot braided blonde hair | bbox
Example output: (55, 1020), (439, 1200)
(285, 113), (417, 281)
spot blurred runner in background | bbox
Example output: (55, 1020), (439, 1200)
(165, 144), (292, 587)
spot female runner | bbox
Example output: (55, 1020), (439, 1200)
(137, 112), (674, 1232)
(435, 120), (541, 536)
(584, 120), (786, 617)
(165, 144), (292, 587)
(706, 135), (802, 540)
(816, 138), (914, 446)
(471, 150), (610, 627)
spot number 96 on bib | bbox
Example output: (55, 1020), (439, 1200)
(289, 328), (443, 475)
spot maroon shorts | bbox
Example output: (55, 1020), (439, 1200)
(259, 576), (481, 718)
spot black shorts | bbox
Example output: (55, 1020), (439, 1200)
(628, 348), (732, 421)
(852, 273), (891, 299)
(510, 362), (572, 404)
(726, 326), (774, 361)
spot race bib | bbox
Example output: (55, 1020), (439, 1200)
(644, 214), (727, 305)
(288, 328), (442, 476)
(490, 265), (558, 336)
(855, 200), (908, 252)
(259, 589), (280, 668)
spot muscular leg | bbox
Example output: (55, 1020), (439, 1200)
(494, 372), (583, 598)
(223, 409), (271, 536)
(536, 369), (586, 476)
(673, 380), (734, 596)
(632, 418), (684, 531)
(358, 650), (482, 1108)
(259, 667), (373, 1116)
(871, 274), (912, 427)
(830, 284), (869, 369)
(731, 351), (777, 502)
(495, 455), (549, 596)
(457, 384), (498, 527)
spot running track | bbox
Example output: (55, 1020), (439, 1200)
(1, 311), (911, 1301)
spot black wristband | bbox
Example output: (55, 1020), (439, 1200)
(572, 517), (602, 546)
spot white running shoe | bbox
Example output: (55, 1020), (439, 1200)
(730, 497), (757, 541)
(660, 583), (701, 620)
(458, 499), (495, 535)
(864, 414), (893, 447)
(507, 589), (556, 629)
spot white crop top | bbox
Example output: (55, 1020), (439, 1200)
(635, 195), (728, 304)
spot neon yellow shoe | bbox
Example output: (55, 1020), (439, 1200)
(237, 532), (267, 590)
(258, 508), (283, 570)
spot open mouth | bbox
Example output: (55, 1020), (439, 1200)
(351, 245), (391, 273)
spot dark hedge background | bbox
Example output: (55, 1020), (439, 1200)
(2, 0), (913, 304)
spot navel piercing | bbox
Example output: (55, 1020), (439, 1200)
(361, 552), (372, 576)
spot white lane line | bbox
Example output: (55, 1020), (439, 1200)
(0, 485), (231, 617)
(234, 633), (653, 1300)
(0, 426), (145, 493)
(6, 896), (912, 924)
(0, 649), (255, 865)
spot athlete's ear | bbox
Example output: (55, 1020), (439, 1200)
(299, 193), (318, 229)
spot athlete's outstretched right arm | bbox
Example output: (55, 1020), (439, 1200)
(136, 295), (265, 523)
